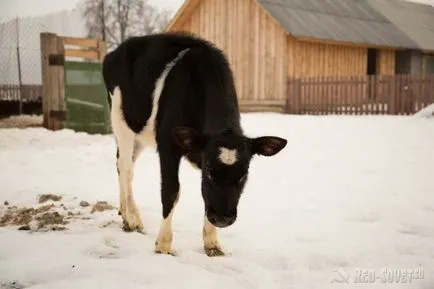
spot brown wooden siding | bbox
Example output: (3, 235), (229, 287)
(289, 37), (367, 78)
(288, 38), (396, 105)
(176, 0), (288, 101)
(289, 37), (396, 78)
(378, 49), (395, 74)
(170, 0), (398, 107)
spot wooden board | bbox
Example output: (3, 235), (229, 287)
(65, 49), (100, 60)
(63, 36), (99, 48)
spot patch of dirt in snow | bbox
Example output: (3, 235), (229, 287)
(38, 193), (62, 203)
(0, 114), (42, 129)
(91, 201), (114, 213)
(0, 204), (68, 231)
(79, 200), (90, 207)
(35, 211), (68, 230)
(0, 197), (117, 232)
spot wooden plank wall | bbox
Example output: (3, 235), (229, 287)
(377, 49), (395, 74)
(288, 38), (396, 105)
(178, 0), (288, 102)
(171, 0), (398, 112)
(288, 37), (396, 77)
(288, 38), (367, 105)
(288, 38), (367, 78)
(375, 49), (396, 102)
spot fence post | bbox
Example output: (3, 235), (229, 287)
(387, 75), (397, 115)
(294, 78), (301, 114)
(56, 35), (66, 130)
(286, 78), (291, 113)
(16, 17), (23, 115)
(40, 33), (53, 129)
(40, 32), (66, 130)
(287, 78), (301, 114)
(430, 75), (434, 107)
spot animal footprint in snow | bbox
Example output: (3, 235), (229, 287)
(84, 237), (124, 259)
(422, 206), (434, 213)
(399, 223), (433, 238)
(103, 237), (120, 249)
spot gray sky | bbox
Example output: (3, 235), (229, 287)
(0, 0), (185, 20)
(1, 0), (433, 20)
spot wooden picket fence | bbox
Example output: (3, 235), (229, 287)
(286, 74), (434, 115)
(0, 84), (42, 102)
(0, 84), (43, 116)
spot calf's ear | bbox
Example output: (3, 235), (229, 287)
(172, 127), (205, 151)
(251, 136), (287, 156)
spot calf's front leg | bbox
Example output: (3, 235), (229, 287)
(155, 149), (181, 255)
(203, 215), (225, 257)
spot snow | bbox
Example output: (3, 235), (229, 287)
(1, 113), (434, 289)
(414, 104), (434, 118)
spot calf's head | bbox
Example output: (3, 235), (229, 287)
(173, 127), (287, 228)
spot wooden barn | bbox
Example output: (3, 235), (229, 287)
(167, 0), (434, 114)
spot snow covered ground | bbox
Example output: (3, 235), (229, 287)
(0, 113), (433, 289)
(414, 104), (434, 118)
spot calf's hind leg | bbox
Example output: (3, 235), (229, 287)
(110, 87), (144, 233)
(116, 140), (145, 216)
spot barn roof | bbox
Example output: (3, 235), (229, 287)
(367, 0), (434, 51)
(167, 0), (434, 51)
(258, 0), (434, 50)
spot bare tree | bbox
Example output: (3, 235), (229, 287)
(110, 0), (145, 44)
(80, 0), (109, 42)
(79, 0), (173, 50)
(138, 4), (172, 35)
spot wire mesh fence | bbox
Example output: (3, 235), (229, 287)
(0, 16), (45, 116)
(0, 17), (44, 86)
(0, 17), (46, 116)
(0, 10), (86, 116)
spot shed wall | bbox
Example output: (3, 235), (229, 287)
(378, 49), (395, 74)
(288, 37), (396, 78)
(288, 37), (367, 77)
(175, 0), (288, 101)
(169, 0), (398, 105)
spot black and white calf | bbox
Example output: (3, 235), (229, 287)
(102, 32), (287, 257)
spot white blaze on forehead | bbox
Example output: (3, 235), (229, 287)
(218, 147), (238, 165)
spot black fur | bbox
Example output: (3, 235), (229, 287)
(102, 32), (287, 229)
